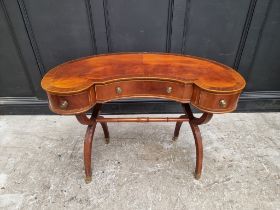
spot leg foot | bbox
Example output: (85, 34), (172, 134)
(105, 137), (110, 144)
(172, 136), (178, 141)
(85, 176), (92, 184)
(194, 172), (201, 180)
(189, 122), (203, 180)
(84, 123), (97, 182)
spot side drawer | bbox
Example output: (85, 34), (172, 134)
(192, 88), (241, 113)
(95, 80), (192, 102)
(47, 87), (95, 114)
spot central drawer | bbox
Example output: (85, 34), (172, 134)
(95, 80), (192, 102)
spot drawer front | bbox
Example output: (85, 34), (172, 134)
(47, 87), (95, 114)
(95, 80), (192, 102)
(192, 88), (241, 113)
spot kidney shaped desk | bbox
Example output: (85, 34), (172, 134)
(41, 53), (246, 183)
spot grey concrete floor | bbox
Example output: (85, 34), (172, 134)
(0, 113), (279, 210)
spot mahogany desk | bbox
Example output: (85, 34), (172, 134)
(41, 53), (246, 183)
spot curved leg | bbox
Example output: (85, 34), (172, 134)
(84, 122), (97, 183)
(173, 115), (187, 141)
(189, 122), (203, 179)
(76, 104), (106, 183)
(76, 104), (110, 144)
(98, 116), (110, 144)
(181, 104), (213, 179)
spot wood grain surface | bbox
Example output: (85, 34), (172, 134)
(41, 53), (246, 114)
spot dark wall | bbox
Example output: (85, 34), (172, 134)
(0, 0), (280, 114)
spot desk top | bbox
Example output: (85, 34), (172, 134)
(41, 53), (246, 114)
(41, 53), (245, 95)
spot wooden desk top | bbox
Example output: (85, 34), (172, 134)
(41, 53), (246, 114)
(42, 53), (245, 94)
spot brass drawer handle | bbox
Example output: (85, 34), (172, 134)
(166, 86), (172, 94)
(219, 99), (227, 108)
(59, 100), (68, 110)
(116, 87), (122, 94)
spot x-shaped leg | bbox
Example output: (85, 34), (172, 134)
(76, 104), (109, 183)
(76, 103), (212, 183)
(173, 104), (213, 179)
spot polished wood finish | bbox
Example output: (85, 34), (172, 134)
(41, 53), (246, 114)
(47, 88), (95, 115)
(41, 53), (246, 183)
(95, 79), (192, 103)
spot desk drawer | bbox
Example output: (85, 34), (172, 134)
(95, 80), (192, 102)
(192, 88), (241, 113)
(47, 88), (95, 114)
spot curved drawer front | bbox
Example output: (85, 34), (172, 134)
(47, 87), (95, 114)
(191, 87), (241, 113)
(95, 80), (193, 102)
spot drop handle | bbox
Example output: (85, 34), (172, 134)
(166, 86), (172, 94)
(59, 100), (68, 109)
(219, 99), (227, 108)
(116, 87), (122, 94)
